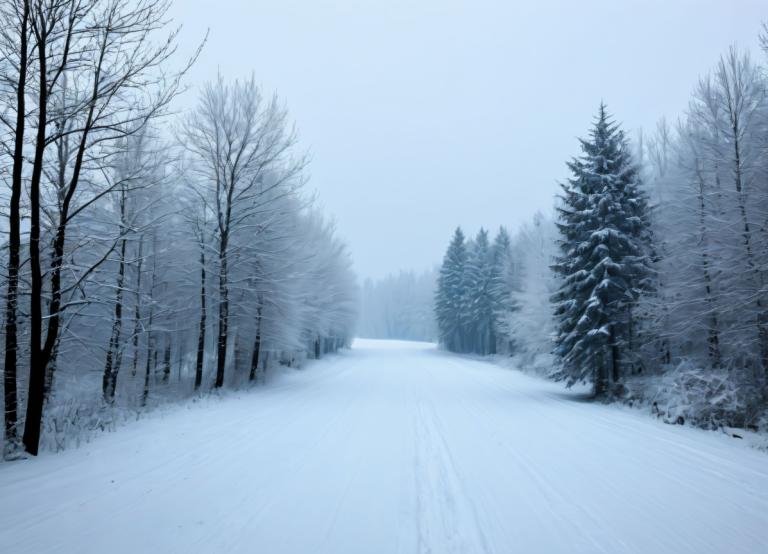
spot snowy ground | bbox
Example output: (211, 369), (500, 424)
(1, 339), (767, 554)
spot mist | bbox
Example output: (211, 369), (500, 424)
(2, 3), (768, 553)
(169, 0), (766, 279)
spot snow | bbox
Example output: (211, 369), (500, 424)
(1, 339), (767, 554)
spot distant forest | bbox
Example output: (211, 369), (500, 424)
(359, 270), (437, 342)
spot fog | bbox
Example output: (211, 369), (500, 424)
(3, 2), (768, 547)
(170, 0), (764, 280)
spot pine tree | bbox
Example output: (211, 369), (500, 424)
(552, 104), (652, 395)
(435, 228), (469, 352)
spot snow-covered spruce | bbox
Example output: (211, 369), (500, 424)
(435, 227), (516, 355)
(551, 103), (653, 396)
(435, 59), (768, 429)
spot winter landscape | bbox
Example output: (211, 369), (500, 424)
(1, 1), (768, 553)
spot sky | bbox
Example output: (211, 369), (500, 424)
(168, 0), (766, 281)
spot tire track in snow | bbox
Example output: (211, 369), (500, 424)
(413, 394), (494, 554)
(430, 352), (768, 553)
(2, 340), (767, 554)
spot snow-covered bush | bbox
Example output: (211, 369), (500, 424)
(42, 401), (138, 452)
(626, 361), (765, 430)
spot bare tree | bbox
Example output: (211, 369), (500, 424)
(695, 49), (768, 374)
(180, 75), (305, 388)
(0, 0), (30, 455)
(101, 129), (165, 403)
(18, 0), (198, 455)
(184, 196), (210, 390)
(0, 2), (359, 456)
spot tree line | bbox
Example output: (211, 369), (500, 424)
(436, 30), (768, 430)
(434, 227), (514, 356)
(1, 0), (357, 458)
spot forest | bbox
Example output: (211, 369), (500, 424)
(1, 3), (766, 553)
(435, 32), (768, 432)
(0, 0), (358, 458)
(0, 0), (765, 458)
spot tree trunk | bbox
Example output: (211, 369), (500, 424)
(249, 309), (262, 382)
(131, 237), (144, 377)
(610, 326), (621, 385)
(103, 201), (128, 402)
(3, 1), (29, 453)
(141, 254), (157, 407)
(215, 239), (229, 388)
(695, 168), (722, 368)
(24, 12), (99, 454)
(43, 339), (60, 406)
(23, 27), (52, 456)
(176, 339), (183, 383)
(194, 245), (206, 390)
(729, 111), (768, 375)
(142, 332), (154, 408)
(162, 338), (171, 384)
(595, 357), (608, 397)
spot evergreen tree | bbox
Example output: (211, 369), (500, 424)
(490, 227), (516, 354)
(552, 104), (652, 395)
(465, 229), (496, 354)
(435, 228), (469, 352)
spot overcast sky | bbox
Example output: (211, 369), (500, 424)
(169, 0), (766, 280)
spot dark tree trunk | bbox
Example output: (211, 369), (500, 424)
(141, 258), (157, 408)
(162, 338), (171, 384)
(595, 361), (608, 397)
(24, 10), (98, 454)
(103, 200), (128, 402)
(249, 309), (262, 382)
(249, 335), (261, 382)
(610, 329), (621, 385)
(131, 238), (144, 377)
(23, 25), (51, 456)
(177, 342), (183, 383)
(142, 331), (154, 408)
(215, 241), (229, 388)
(194, 245), (206, 390)
(3, 1), (29, 452)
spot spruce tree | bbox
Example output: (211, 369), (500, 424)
(435, 228), (469, 352)
(490, 227), (515, 354)
(465, 229), (495, 354)
(552, 103), (652, 395)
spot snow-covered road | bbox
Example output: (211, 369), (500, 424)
(1, 339), (767, 554)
